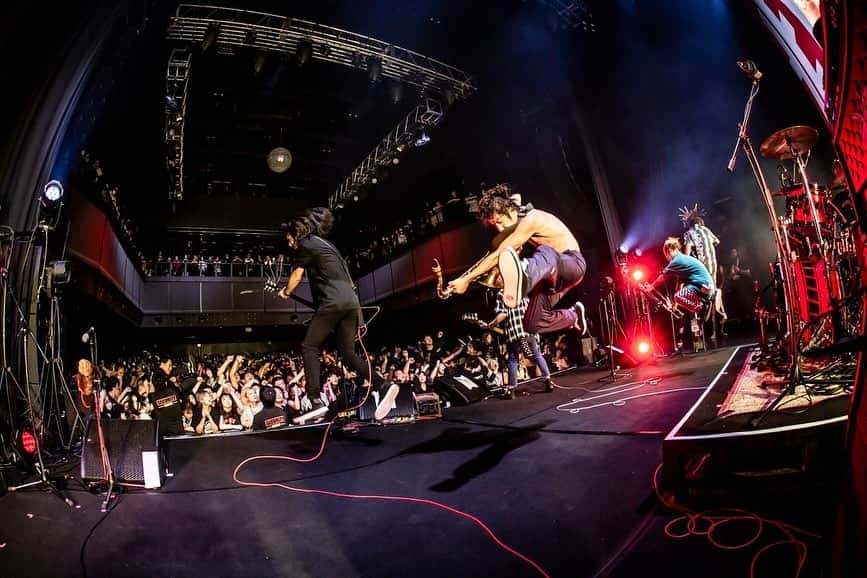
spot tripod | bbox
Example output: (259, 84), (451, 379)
(598, 287), (631, 383)
(5, 286), (77, 507)
(38, 286), (83, 451)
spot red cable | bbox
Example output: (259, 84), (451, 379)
(231, 325), (550, 578)
(652, 464), (818, 578)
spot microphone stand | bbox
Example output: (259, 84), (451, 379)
(88, 331), (116, 512)
(726, 74), (804, 426)
(598, 288), (631, 383)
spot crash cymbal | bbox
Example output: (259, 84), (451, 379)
(759, 125), (819, 159)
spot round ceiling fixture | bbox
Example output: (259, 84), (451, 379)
(267, 147), (293, 173)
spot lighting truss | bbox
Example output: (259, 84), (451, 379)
(166, 4), (476, 99)
(164, 48), (192, 201)
(328, 98), (443, 209)
(540, 0), (595, 31)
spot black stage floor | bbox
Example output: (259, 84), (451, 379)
(0, 347), (841, 578)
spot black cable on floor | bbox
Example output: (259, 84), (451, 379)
(79, 494), (121, 578)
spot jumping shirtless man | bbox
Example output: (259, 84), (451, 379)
(447, 184), (587, 335)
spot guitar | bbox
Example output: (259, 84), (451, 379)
(264, 275), (316, 310)
(461, 312), (505, 336)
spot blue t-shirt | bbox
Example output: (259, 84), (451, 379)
(663, 252), (714, 291)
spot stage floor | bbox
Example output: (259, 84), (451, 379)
(0, 346), (841, 578)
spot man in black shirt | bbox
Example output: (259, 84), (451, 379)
(278, 207), (373, 420)
(151, 356), (183, 436)
(252, 386), (287, 430)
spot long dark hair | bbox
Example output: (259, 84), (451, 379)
(284, 207), (335, 241)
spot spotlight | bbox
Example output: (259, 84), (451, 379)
(391, 157), (400, 165)
(414, 132), (430, 147)
(618, 244), (629, 254)
(371, 177), (378, 184)
(42, 180), (64, 206)
(631, 268), (645, 282)
(634, 248), (643, 257)
(636, 340), (651, 355)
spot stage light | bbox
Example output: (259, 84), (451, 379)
(631, 268), (645, 282)
(389, 80), (404, 104)
(634, 248), (643, 257)
(636, 340), (651, 355)
(367, 57), (382, 83)
(267, 147), (292, 173)
(20, 430), (37, 454)
(414, 132), (430, 146)
(618, 244), (629, 254)
(371, 176), (378, 184)
(391, 157), (400, 165)
(201, 24), (219, 52)
(296, 38), (313, 66)
(43, 180), (64, 204)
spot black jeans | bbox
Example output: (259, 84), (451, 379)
(301, 307), (370, 397)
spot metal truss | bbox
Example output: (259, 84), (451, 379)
(167, 4), (476, 100)
(328, 98), (443, 209)
(540, 0), (595, 31)
(164, 48), (192, 201)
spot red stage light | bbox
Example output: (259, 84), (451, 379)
(20, 430), (37, 454)
(637, 341), (651, 355)
(631, 269), (645, 282)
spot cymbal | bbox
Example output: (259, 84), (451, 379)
(760, 125), (819, 159)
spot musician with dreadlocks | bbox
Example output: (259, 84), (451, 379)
(278, 207), (376, 421)
(679, 204), (726, 340)
(447, 184), (588, 335)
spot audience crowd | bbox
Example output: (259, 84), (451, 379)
(140, 188), (484, 278)
(80, 327), (582, 437)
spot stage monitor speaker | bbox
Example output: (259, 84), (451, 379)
(433, 370), (490, 406)
(81, 418), (163, 487)
(358, 383), (416, 422)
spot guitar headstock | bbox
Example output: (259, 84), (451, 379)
(264, 277), (280, 293)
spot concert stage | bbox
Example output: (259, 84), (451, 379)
(0, 346), (842, 578)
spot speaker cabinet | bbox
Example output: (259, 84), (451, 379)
(433, 370), (490, 406)
(81, 418), (162, 487)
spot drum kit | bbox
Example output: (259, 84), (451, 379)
(756, 125), (860, 360)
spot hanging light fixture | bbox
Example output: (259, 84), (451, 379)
(267, 147), (292, 173)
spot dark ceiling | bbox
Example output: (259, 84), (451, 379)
(52, 0), (829, 272)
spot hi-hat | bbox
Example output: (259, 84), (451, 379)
(759, 125), (819, 160)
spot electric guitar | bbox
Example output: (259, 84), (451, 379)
(264, 275), (316, 310)
(461, 312), (505, 336)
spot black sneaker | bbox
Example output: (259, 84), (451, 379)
(544, 378), (555, 392)
(572, 301), (588, 335)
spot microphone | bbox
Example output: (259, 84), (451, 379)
(81, 327), (95, 343)
(737, 60), (762, 81)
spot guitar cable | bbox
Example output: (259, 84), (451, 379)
(231, 305), (550, 578)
